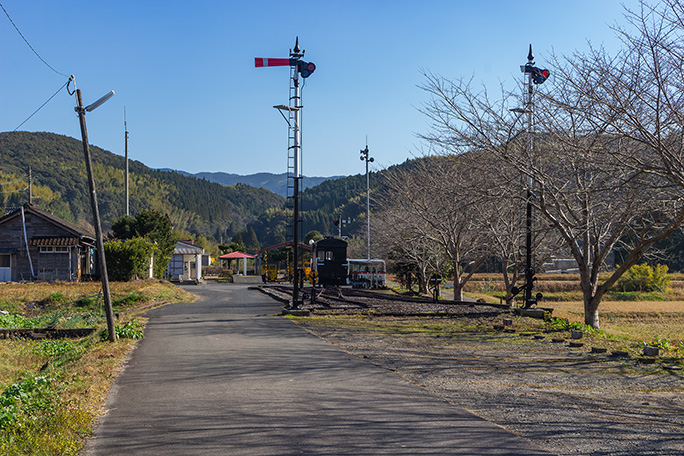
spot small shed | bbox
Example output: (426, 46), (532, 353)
(219, 251), (255, 276)
(164, 241), (205, 282)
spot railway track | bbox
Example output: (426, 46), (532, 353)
(265, 285), (509, 317)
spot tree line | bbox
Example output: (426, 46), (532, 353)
(374, 0), (684, 329)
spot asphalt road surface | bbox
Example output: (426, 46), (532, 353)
(83, 283), (553, 455)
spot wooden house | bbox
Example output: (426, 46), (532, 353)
(0, 204), (98, 282)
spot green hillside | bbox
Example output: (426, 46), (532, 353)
(0, 131), (419, 251)
(0, 131), (284, 242)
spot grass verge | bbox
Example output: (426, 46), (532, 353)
(0, 280), (196, 456)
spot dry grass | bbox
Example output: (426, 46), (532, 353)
(549, 300), (684, 343)
(455, 273), (684, 347)
(0, 339), (44, 391)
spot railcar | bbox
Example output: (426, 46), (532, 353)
(311, 237), (348, 286)
(348, 258), (386, 289)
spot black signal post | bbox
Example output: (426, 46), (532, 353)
(518, 44), (549, 308)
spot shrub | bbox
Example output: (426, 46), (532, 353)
(546, 317), (599, 334)
(104, 237), (156, 282)
(615, 263), (671, 293)
(606, 291), (667, 301)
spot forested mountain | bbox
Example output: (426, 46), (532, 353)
(0, 132), (284, 242)
(163, 170), (343, 197)
(0, 131), (419, 251)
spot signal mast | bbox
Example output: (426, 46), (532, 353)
(255, 37), (316, 308)
(511, 45), (550, 308)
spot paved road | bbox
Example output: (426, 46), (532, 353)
(84, 283), (553, 455)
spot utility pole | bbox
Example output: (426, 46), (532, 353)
(124, 107), (129, 216)
(27, 167), (32, 205)
(74, 87), (116, 342)
(360, 144), (374, 259)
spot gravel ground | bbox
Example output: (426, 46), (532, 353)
(271, 288), (684, 456)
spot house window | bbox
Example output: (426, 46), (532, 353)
(39, 246), (69, 254)
(0, 255), (10, 268)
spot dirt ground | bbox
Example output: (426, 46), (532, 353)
(285, 294), (684, 456)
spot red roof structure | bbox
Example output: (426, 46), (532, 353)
(219, 251), (255, 276)
(219, 251), (255, 260)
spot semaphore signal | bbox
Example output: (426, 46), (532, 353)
(254, 37), (316, 308)
(254, 58), (316, 79)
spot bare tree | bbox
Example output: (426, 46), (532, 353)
(419, 10), (684, 328)
(377, 156), (493, 301)
(372, 204), (444, 294)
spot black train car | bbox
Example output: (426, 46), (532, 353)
(311, 237), (348, 286)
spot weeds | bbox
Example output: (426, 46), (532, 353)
(0, 375), (53, 430)
(546, 317), (601, 334)
(113, 291), (148, 309)
(99, 319), (145, 341)
(640, 337), (684, 353)
(32, 340), (74, 358)
(0, 281), (194, 456)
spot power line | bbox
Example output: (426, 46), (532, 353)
(0, 179), (26, 186)
(13, 80), (69, 131)
(0, 2), (69, 78)
(0, 187), (28, 194)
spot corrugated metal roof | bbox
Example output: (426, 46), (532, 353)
(173, 242), (204, 255)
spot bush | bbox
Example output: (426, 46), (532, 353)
(615, 263), (671, 293)
(104, 237), (156, 282)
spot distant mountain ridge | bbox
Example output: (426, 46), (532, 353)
(159, 169), (344, 197)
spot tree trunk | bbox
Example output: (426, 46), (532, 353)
(418, 274), (428, 294)
(583, 294), (601, 329)
(453, 284), (464, 301)
(453, 265), (464, 301)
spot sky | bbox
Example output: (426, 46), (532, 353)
(0, 0), (634, 178)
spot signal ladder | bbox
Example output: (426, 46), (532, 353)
(285, 63), (301, 246)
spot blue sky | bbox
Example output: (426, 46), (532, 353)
(0, 0), (632, 178)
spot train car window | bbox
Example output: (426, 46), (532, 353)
(326, 251), (333, 261)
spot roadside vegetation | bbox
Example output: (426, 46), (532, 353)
(0, 280), (195, 456)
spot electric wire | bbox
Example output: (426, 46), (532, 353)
(0, 178), (26, 185)
(12, 80), (69, 131)
(0, 187), (28, 194)
(0, 2), (69, 78)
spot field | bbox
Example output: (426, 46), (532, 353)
(458, 273), (684, 347)
(0, 280), (195, 456)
